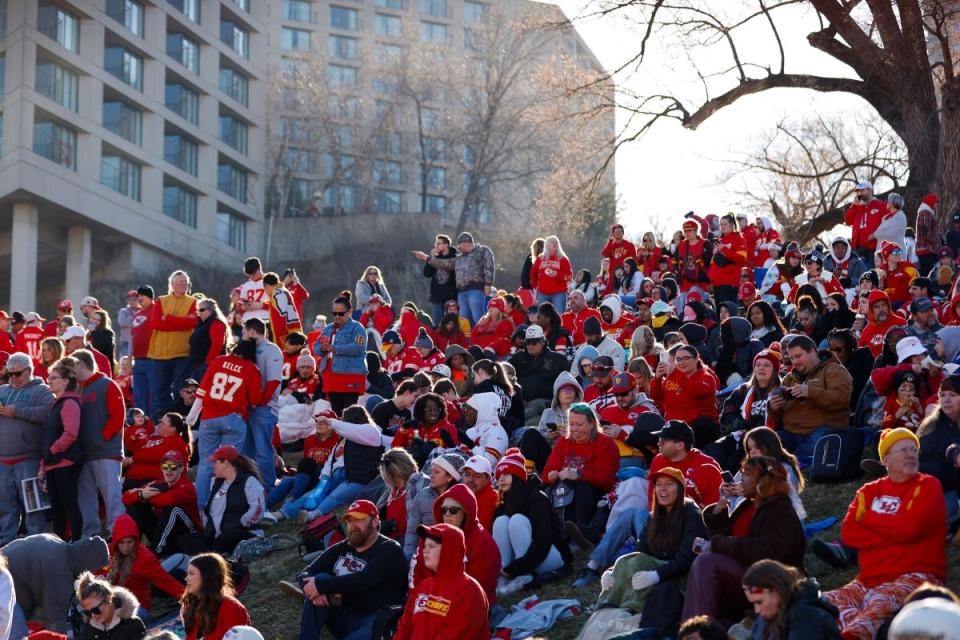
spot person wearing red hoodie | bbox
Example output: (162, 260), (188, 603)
(707, 214), (748, 304)
(646, 420), (722, 509)
(531, 235), (574, 312)
(602, 224), (638, 292)
(844, 180), (887, 259)
(675, 220), (713, 294)
(122, 450), (202, 556)
(880, 242), (918, 309)
(122, 412), (192, 488)
(99, 514), (184, 616)
(358, 294), (395, 336)
(471, 298), (514, 357)
(753, 216), (781, 268)
(130, 285), (155, 416)
(824, 428), (946, 640)
(395, 523), (490, 640)
(412, 483), (501, 605)
(650, 344), (720, 447)
(737, 214), (759, 268)
(182, 552), (250, 640)
(858, 290), (908, 357)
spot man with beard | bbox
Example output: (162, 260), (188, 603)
(560, 290), (601, 346)
(293, 500), (407, 640)
(858, 290), (907, 357)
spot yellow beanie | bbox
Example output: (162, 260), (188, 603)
(878, 427), (920, 460)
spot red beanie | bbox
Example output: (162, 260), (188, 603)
(753, 348), (781, 371)
(922, 193), (939, 208)
(495, 449), (528, 482)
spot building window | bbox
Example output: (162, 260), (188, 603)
(219, 67), (249, 106)
(376, 189), (402, 212)
(106, 0), (144, 37)
(101, 155), (141, 201)
(33, 120), (77, 170)
(35, 62), (79, 112)
(281, 57), (308, 78)
(420, 0), (448, 18)
(167, 33), (199, 73)
(219, 116), (248, 154)
(376, 0), (405, 8)
(372, 76), (398, 96)
(330, 6), (359, 30)
(221, 21), (249, 58)
(327, 64), (357, 89)
(464, 27), (482, 51)
(231, 0), (249, 12)
(102, 100), (142, 145)
(163, 185), (197, 226)
(374, 159), (401, 185)
(286, 147), (313, 173)
(217, 211), (246, 251)
(0, 54), (5, 98)
(420, 21), (448, 43)
(427, 166), (446, 190)
(424, 136), (445, 161)
(37, 5), (79, 53)
(283, 0), (314, 23)
(104, 46), (143, 90)
(328, 35), (357, 60)
(281, 27), (311, 51)
(422, 193), (445, 213)
(0, 0), (6, 38)
(218, 162), (247, 202)
(463, 1), (486, 22)
(165, 83), (199, 125)
(324, 185), (357, 213)
(164, 134), (198, 175)
(287, 178), (313, 216)
(375, 13), (401, 36)
(168, 0), (199, 23)
(329, 95), (359, 118)
(374, 131), (401, 155)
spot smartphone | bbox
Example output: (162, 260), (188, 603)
(720, 471), (734, 484)
(692, 537), (709, 554)
(659, 351), (669, 364)
(546, 423), (558, 432)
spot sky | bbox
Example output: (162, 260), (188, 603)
(550, 0), (874, 239)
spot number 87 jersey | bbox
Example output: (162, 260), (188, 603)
(195, 354), (264, 420)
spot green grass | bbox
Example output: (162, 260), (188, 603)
(236, 478), (960, 640)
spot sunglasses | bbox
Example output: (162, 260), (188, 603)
(890, 250), (903, 256)
(6, 368), (28, 378)
(160, 463), (181, 471)
(438, 506), (463, 516)
(82, 599), (107, 616)
(332, 311), (348, 317)
(614, 391), (632, 397)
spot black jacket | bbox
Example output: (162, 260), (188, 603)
(919, 409), (960, 493)
(521, 254), (535, 290)
(497, 474), (572, 576)
(844, 346), (874, 412)
(751, 579), (842, 639)
(423, 247), (459, 304)
(634, 499), (707, 583)
(509, 348), (569, 402)
(70, 587), (146, 640)
(472, 379), (524, 433)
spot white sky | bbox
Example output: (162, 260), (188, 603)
(551, 0), (875, 240)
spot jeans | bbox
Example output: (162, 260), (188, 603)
(430, 303), (445, 329)
(314, 480), (365, 516)
(589, 507), (650, 569)
(298, 574), (378, 640)
(778, 426), (834, 462)
(196, 413), (248, 508)
(946, 490), (959, 527)
(523, 398), (551, 422)
(132, 357), (153, 415)
(246, 406), (278, 492)
(458, 289), (486, 327)
(492, 514), (565, 575)
(0, 458), (46, 544)
(189, 363), (208, 386)
(268, 473), (314, 508)
(537, 291), (568, 313)
(149, 356), (191, 418)
(79, 459), (125, 537)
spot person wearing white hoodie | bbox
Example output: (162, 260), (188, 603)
(824, 236), (868, 304)
(463, 393), (509, 467)
(0, 553), (14, 640)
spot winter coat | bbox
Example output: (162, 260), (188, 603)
(496, 474), (573, 577)
(919, 408), (960, 493)
(707, 232), (747, 287)
(715, 317), (765, 387)
(537, 371), (582, 437)
(4, 534), (109, 632)
(184, 595), (249, 640)
(569, 345), (599, 385)
(509, 347), (569, 402)
(704, 493), (806, 571)
(427, 244), (496, 292)
(395, 524), (489, 640)
(824, 237), (868, 291)
(680, 322), (715, 366)
(70, 584), (146, 640)
(858, 290), (908, 357)
(0, 377), (55, 462)
(768, 351), (852, 435)
(424, 247), (459, 304)
(100, 515), (184, 610)
(750, 579), (841, 640)
(635, 499), (707, 583)
(720, 382), (774, 435)
(873, 209), (908, 251)
(404, 482), (441, 558)
(354, 279), (392, 311)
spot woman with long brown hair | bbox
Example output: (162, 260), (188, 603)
(742, 558), (841, 639)
(181, 553), (249, 640)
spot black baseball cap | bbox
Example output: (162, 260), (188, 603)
(591, 355), (615, 372)
(652, 420), (694, 447)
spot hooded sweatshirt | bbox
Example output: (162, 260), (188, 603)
(537, 371), (583, 436)
(858, 290), (907, 356)
(4, 534), (109, 632)
(753, 217), (782, 266)
(649, 365), (720, 424)
(464, 393), (508, 466)
(716, 317), (764, 387)
(568, 345), (599, 384)
(824, 236), (867, 290)
(936, 326), (960, 364)
(395, 524), (489, 640)
(100, 515), (184, 610)
(412, 484), (501, 604)
(542, 432), (619, 492)
(599, 296), (632, 345)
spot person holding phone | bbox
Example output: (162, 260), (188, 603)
(313, 291), (368, 417)
(650, 345), (720, 448)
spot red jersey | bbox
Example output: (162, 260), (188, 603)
(196, 355), (263, 419)
(530, 255), (573, 295)
(0, 332), (13, 354)
(269, 287), (302, 348)
(281, 351), (300, 382)
(884, 263), (919, 307)
(15, 327), (45, 365)
(130, 305), (154, 359)
(599, 403), (651, 440)
(123, 419), (154, 455)
(602, 238), (638, 289)
(562, 308), (602, 346)
(289, 283), (310, 321)
(647, 449), (722, 508)
(43, 319), (59, 338)
(287, 374), (321, 398)
(303, 433), (340, 466)
(419, 349), (446, 370)
(385, 346), (422, 375)
(707, 232), (748, 288)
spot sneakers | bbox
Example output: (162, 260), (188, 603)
(572, 567), (600, 589)
(496, 574), (533, 597)
(278, 580), (304, 599)
(811, 539), (853, 569)
(299, 509), (319, 524)
(564, 521), (594, 550)
(269, 511), (287, 523)
(260, 512), (278, 525)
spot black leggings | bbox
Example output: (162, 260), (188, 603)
(47, 464), (84, 541)
(126, 502), (198, 555)
(328, 393), (359, 417)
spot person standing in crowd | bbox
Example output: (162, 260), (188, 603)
(181, 553), (250, 640)
(241, 318), (283, 491)
(354, 266), (393, 315)
(914, 194), (942, 275)
(283, 268), (311, 321)
(45, 299), (73, 337)
(131, 285), (155, 415)
(313, 291), (368, 416)
(413, 232), (496, 327)
(845, 180), (886, 259)
(238, 257), (270, 325)
(15, 312), (46, 367)
(188, 298), (229, 384)
(74, 348), (127, 537)
(0, 352), (54, 543)
(147, 271), (198, 417)
(263, 272), (303, 348)
(531, 235), (573, 312)
(40, 355), (84, 541)
(36, 335), (63, 382)
(602, 224), (638, 292)
(521, 238), (545, 292)
(872, 193), (908, 252)
(707, 214), (747, 304)
(117, 291), (140, 359)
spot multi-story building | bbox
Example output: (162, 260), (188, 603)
(0, 0), (266, 311)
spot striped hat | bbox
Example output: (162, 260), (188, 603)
(495, 448), (528, 482)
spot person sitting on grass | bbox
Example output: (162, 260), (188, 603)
(823, 428), (947, 640)
(741, 559), (841, 639)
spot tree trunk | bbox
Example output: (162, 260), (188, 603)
(938, 76), (960, 223)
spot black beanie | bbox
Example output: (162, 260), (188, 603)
(583, 316), (602, 336)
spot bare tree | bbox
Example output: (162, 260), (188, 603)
(582, 0), (960, 219)
(723, 111), (909, 243)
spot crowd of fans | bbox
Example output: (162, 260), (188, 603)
(2, 182), (960, 639)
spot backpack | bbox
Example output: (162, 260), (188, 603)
(808, 429), (865, 482)
(298, 513), (341, 554)
(231, 534), (297, 565)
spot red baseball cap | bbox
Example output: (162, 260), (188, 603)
(162, 450), (185, 465)
(610, 371), (635, 394)
(206, 444), (240, 463)
(487, 297), (506, 312)
(686, 291), (703, 304)
(637, 297), (654, 308)
(57, 299), (73, 311)
(342, 499), (379, 521)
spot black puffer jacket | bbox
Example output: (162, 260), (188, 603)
(71, 586), (147, 640)
(750, 578), (841, 639)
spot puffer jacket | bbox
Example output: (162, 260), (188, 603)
(715, 317), (764, 387)
(427, 244), (495, 292)
(70, 584), (146, 640)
